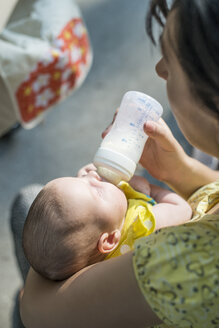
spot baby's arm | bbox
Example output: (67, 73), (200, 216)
(129, 175), (151, 195)
(129, 176), (191, 229)
(150, 184), (192, 230)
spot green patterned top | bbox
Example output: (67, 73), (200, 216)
(133, 181), (219, 328)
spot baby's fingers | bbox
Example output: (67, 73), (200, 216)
(77, 163), (97, 177)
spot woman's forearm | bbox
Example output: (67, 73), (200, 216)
(165, 155), (219, 199)
(20, 253), (162, 328)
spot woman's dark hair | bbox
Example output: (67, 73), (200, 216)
(146, 0), (219, 114)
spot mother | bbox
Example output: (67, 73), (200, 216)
(16, 0), (219, 327)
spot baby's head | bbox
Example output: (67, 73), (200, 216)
(23, 170), (127, 280)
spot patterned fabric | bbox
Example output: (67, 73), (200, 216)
(15, 18), (91, 124)
(133, 181), (219, 328)
(0, 0), (92, 128)
(106, 181), (156, 259)
(188, 180), (219, 221)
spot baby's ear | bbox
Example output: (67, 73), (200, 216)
(98, 230), (121, 254)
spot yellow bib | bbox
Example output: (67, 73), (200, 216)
(106, 181), (156, 259)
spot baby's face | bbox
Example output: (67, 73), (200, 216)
(48, 171), (127, 230)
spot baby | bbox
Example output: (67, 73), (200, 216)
(23, 164), (192, 281)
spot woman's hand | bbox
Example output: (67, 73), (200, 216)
(102, 113), (219, 198)
(102, 114), (187, 186)
(141, 119), (219, 198)
(139, 119), (187, 182)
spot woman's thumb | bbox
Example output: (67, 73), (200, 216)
(144, 119), (178, 151)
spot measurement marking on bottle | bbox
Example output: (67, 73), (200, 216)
(138, 98), (145, 105)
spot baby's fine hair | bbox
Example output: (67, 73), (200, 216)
(23, 185), (106, 280)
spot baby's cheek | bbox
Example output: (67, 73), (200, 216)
(120, 193), (128, 215)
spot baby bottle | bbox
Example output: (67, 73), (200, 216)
(93, 91), (163, 184)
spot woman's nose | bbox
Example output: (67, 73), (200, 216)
(155, 57), (168, 80)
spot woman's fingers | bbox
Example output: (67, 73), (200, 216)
(140, 118), (187, 182)
(101, 108), (119, 138)
(101, 125), (111, 139)
(144, 118), (179, 152)
(102, 112), (177, 154)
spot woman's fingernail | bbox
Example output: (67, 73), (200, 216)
(145, 121), (155, 133)
(102, 126), (110, 138)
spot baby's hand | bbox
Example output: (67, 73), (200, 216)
(77, 163), (97, 177)
(129, 175), (151, 195)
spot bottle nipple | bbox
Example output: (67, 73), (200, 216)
(97, 166), (122, 185)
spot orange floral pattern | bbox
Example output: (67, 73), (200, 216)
(16, 18), (91, 123)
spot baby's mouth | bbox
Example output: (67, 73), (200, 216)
(95, 171), (109, 183)
(98, 175), (115, 184)
(100, 177), (108, 182)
